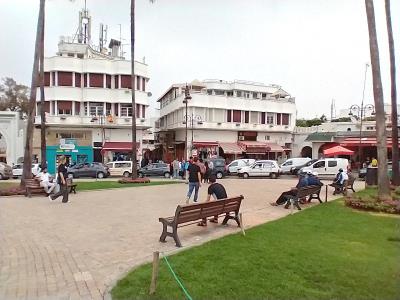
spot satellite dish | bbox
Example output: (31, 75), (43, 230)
(147, 92), (152, 97)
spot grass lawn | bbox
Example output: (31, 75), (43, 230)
(0, 182), (19, 190)
(76, 180), (181, 191)
(112, 197), (400, 300)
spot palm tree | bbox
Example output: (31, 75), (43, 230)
(385, 0), (399, 186)
(40, 1), (46, 170)
(21, 0), (45, 186)
(364, 0), (391, 200)
(130, 0), (154, 179)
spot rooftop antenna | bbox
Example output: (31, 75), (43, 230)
(330, 99), (336, 120)
(78, 0), (91, 44)
(118, 24), (122, 57)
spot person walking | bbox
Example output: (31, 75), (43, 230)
(172, 158), (180, 179)
(49, 156), (69, 203)
(197, 158), (206, 183)
(203, 161), (211, 183)
(186, 157), (202, 203)
(198, 174), (227, 226)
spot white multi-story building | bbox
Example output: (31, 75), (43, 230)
(156, 79), (296, 162)
(33, 8), (151, 174)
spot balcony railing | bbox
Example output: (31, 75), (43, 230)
(34, 115), (150, 127)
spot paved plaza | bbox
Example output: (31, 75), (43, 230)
(0, 178), (364, 300)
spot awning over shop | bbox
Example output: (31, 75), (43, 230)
(238, 141), (284, 154)
(102, 142), (135, 152)
(219, 142), (243, 155)
(340, 137), (399, 147)
(192, 141), (219, 147)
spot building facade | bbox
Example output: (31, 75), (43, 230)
(156, 79), (296, 163)
(0, 111), (25, 165)
(33, 8), (151, 174)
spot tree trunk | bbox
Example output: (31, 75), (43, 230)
(385, 0), (399, 186)
(130, 0), (138, 179)
(365, 0), (391, 200)
(40, 0), (47, 169)
(21, 0), (45, 187)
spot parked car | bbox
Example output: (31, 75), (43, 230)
(12, 163), (41, 179)
(300, 158), (349, 177)
(280, 157), (311, 174)
(0, 162), (13, 180)
(67, 162), (110, 179)
(106, 161), (139, 177)
(207, 157), (228, 179)
(227, 159), (256, 175)
(238, 160), (281, 179)
(138, 162), (171, 178)
(290, 159), (318, 175)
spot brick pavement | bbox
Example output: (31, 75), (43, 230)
(0, 178), (364, 300)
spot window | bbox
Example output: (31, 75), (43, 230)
(250, 112), (258, 123)
(245, 92), (251, 99)
(261, 93), (267, 100)
(277, 113), (282, 125)
(120, 104), (132, 117)
(58, 71), (73, 86)
(264, 162), (274, 168)
(236, 91), (242, 97)
(265, 135), (270, 141)
(230, 162), (238, 167)
(207, 89), (213, 95)
(57, 101), (72, 115)
(253, 92), (258, 99)
(253, 163), (263, 169)
(75, 73), (81, 87)
(142, 77), (146, 91)
(115, 162), (131, 168)
(75, 102), (80, 115)
(106, 103), (111, 115)
(136, 104), (140, 118)
(121, 75), (131, 89)
(77, 53), (84, 59)
(313, 161), (325, 168)
(233, 110), (241, 123)
(227, 91), (233, 97)
(52, 72), (56, 86)
(44, 72), (50, 86)
(267, 113), (274, 124)
(283, 160), (293, 166)
(89, 73), (104, 88)
(136, 76), (141, 90)
(215, 90), (225, 96)
(142, 105), (146, 118)
(261, 112), (266, 124)
(89, 102), (104, 116)
(227, 110), (232, 122)
(282, 113), (289, 125)
(106, 75), (111, 89)
(244, 111), (249, 123)
(67, 53), (74, 57)
(56, 132), (85, 139)
(328, 161), (337, 167)
(114, 75), (119, 89)
(84, 73), (88, 87)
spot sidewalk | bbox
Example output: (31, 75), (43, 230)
(0, 179), (364, 299)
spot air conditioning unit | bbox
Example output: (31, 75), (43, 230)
(140, 119), (145, 123)
(60, 115), (67, 120)
(217, 122), (222, 125)
(236, 123), (240, 127)
(238, 136), (245, 141)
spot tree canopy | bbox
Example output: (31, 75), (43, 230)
(0, 77), (30, 116)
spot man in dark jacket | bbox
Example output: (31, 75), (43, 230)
(271, 172), (309, 208)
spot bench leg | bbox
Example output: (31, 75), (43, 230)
(73, 187), (76, 194)
(172, 226), (182, 247)
(221, 213), (240, 227)
(159, 222), (168, 243)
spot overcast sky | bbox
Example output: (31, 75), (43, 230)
(1, 0), (399, 118)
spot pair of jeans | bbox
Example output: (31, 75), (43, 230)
(50, 183), (69, 203)
(187, 182), (200, 202)
(173, 169), (179, 178)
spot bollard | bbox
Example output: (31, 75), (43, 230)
(149, 251), (160, 295)
(325, 185), (328, 203)
(239, 212), (245, 236)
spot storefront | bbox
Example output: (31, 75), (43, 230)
(192, 142), (219, 160)
(101, 141), (143, 163)
(238, 141), (284, 160)
(46, 139), (93, 174)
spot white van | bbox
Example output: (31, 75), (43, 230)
(238, 160), (281, 179)
(301, 158), (348, 177)
(227, 159), (256, 174)
(106, 161), (133, 177)
(280, 157), (311, 174)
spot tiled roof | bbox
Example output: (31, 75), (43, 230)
(305, 132), (335, 142)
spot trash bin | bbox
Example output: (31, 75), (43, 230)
(365, 167), (378, 186)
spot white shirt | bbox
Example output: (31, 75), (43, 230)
(39, 172), (50, 183)
(341, 172), (349, 184)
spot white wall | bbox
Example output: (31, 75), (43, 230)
(0, 111), (25, 165)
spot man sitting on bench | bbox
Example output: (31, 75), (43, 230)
(271, 171), (309, 208)
(198, 174), (227, 227)
(36, 167), (56, 195)
(331, 168), (348, 195)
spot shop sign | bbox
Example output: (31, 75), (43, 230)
(60, 143), (75, 150)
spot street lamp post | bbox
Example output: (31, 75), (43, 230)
(183, 85), (191, 161)
(183, 114), (203, 153)
(348, 103), (375, 169)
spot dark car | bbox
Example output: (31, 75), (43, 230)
(138, 163), (171, 178)
(67, 162), (110, 179)
(207, 158), (227, 179)
(290, 159), (318, 175)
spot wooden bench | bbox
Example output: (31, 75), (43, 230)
(67, 178), (77, 194)
(287, 185), (322, 210)
(25, 179), (46, 198)
(159, 195), (244, 247)
(329, 176), (356, 195)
